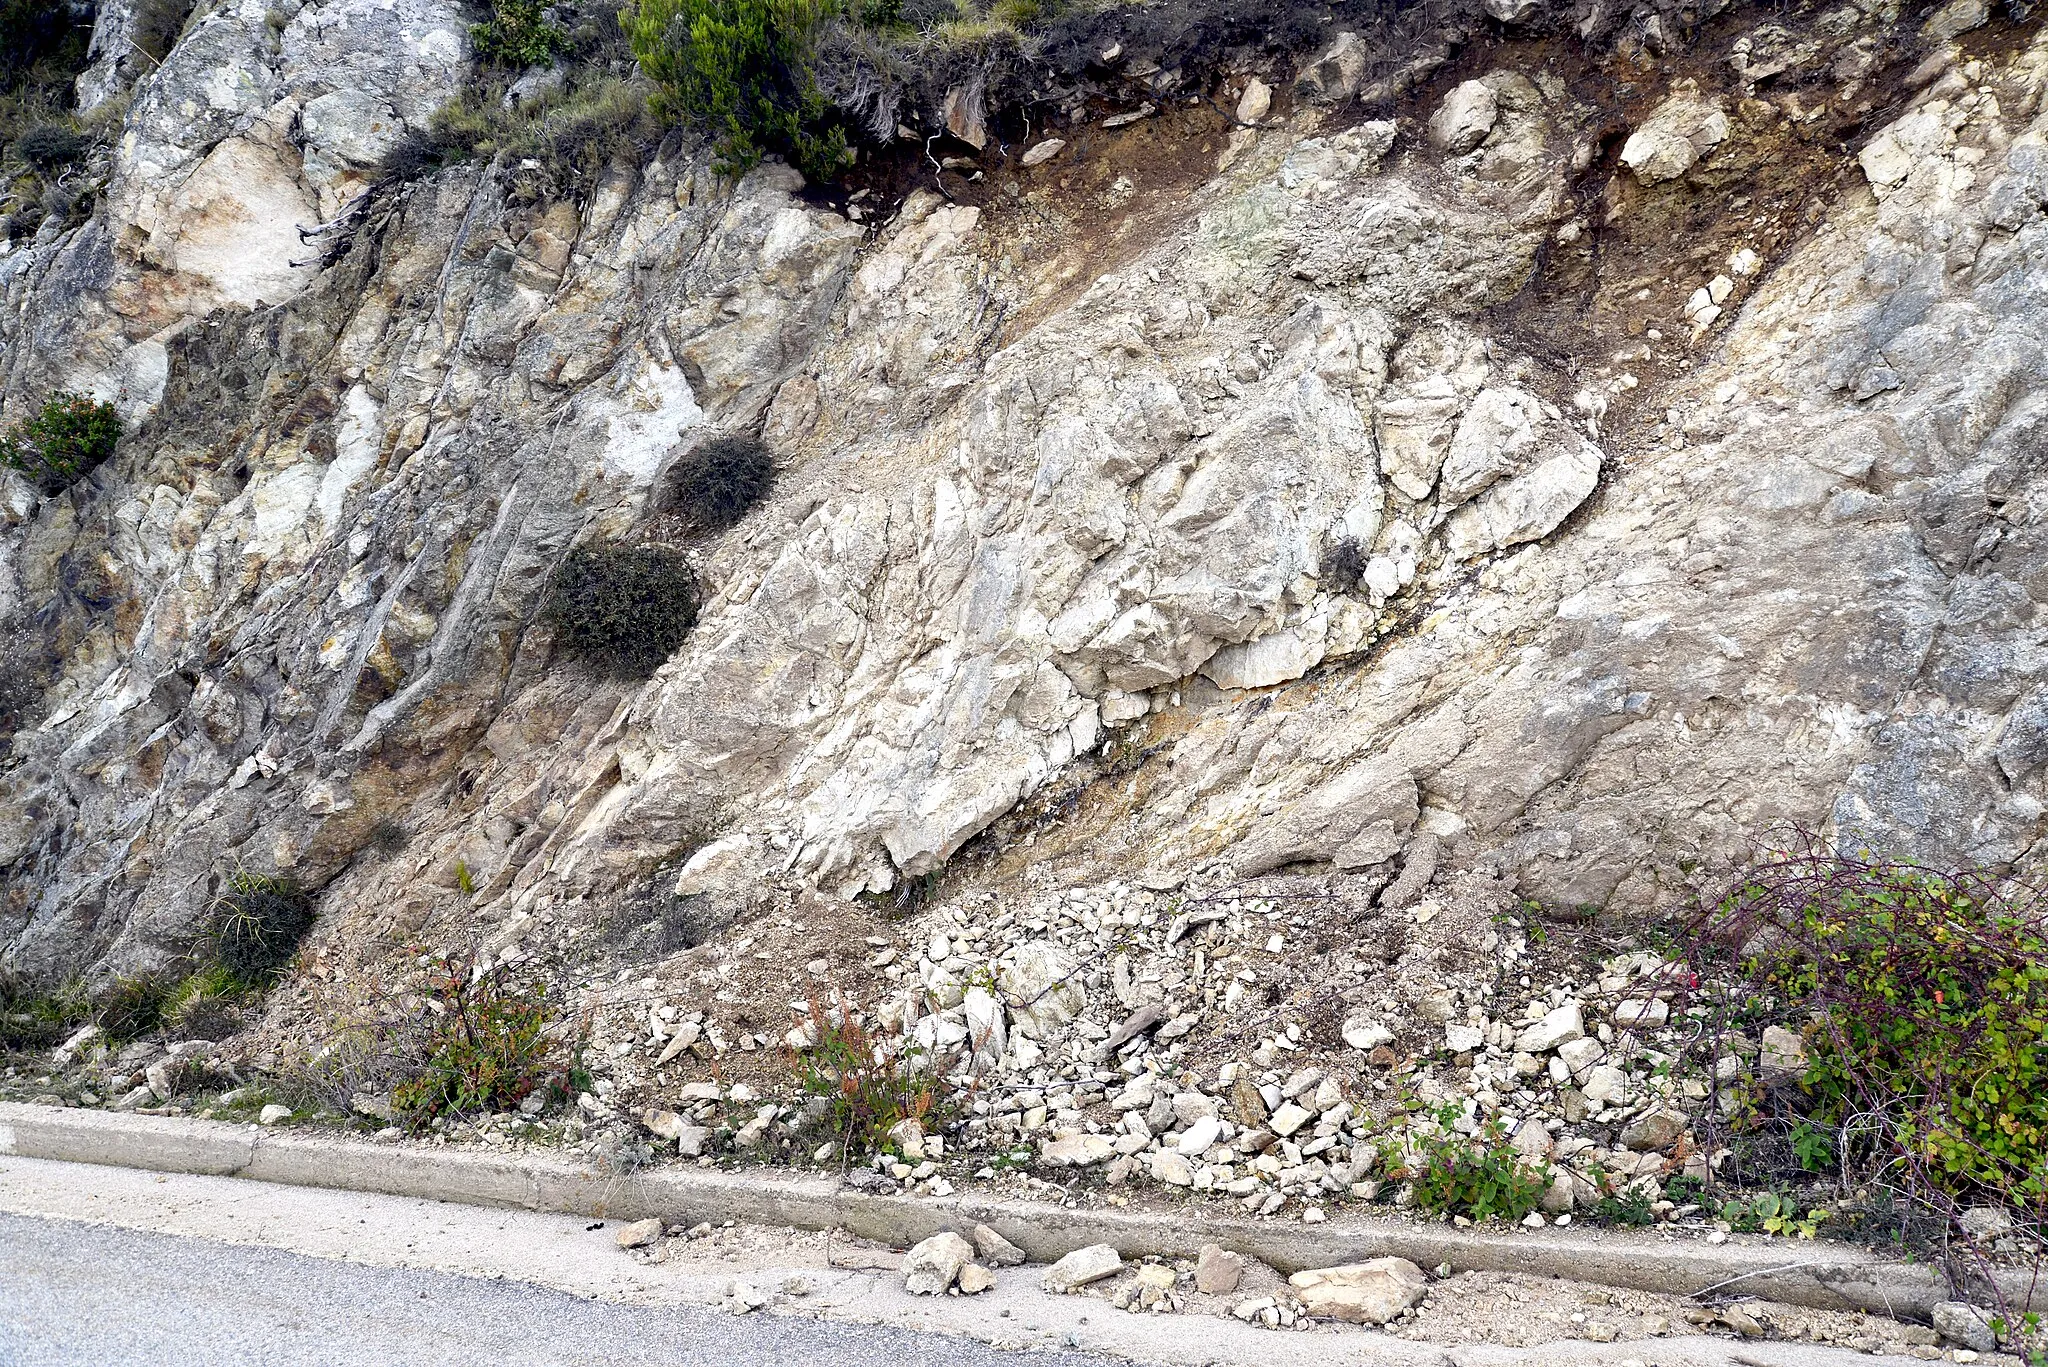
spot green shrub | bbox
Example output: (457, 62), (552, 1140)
(13, 120), (81, 169)
(1387, 1110), (1551, 1222)
(670, 433), (775, 532)
(1702, 850), (2048, 1211)
(208, 871), (317, 987)
(391, 958), (582, 1125)
(0, 391), (121, 492)
(621, 0), (850, 181)
(543, 542), (699, 678)
(471, 0), (568, 66)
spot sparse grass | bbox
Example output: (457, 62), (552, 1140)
(0, 974), (90, 1052)
(161, 963), (249, 1040)
(95, 973), (175, 1045)
(542, 542), (699, 679)
(383, 72), (660, 194)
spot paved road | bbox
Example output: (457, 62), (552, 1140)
(0, 1213), (1121, 1367)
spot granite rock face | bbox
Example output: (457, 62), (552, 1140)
(3, 8), (2048, 984)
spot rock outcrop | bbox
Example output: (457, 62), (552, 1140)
(3, 2), (2047, 989)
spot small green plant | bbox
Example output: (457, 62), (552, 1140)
(1590, 1175), (1657, 1227)
(209, 871), (317, 987)
(1387, 1110), (1551, 1223)
(0, 975), (90, 1052)
(1790, 1119), (1835, 1174)
(543, 542), (699, 679)
(1719, 1191), (1828, 1238)
(787, 996), (944, 1153)
(0, 391), (121, 492)
(621, 0), (849, 181)
(470, 0), (568, 66)
(392, 957), (581, 1125)
(1990, 1311), (2043, 1367)
(669, 433), (776, 532)
(455, 860), (476, 897)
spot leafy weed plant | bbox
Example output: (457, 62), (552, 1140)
(1384, 1108), (1550, 1223)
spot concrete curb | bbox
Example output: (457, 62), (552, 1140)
(2, 1101), (2032, 1321)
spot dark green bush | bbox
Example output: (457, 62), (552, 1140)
(13, 120), (82, 169)
(670, 433), (775, 532)
(0, 391), (121, 492)
(208, 871), (318, 986)
(621, 0), (849, 181)
(543, 542), (698, 678)
(471, 0), (568, 66)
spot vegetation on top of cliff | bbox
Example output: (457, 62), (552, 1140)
(543, 542), (700, 679)
(0, 391), (120, 493)
(472, 0), (571, 66)
(385, 0), (663, 197)
(1, 0), (96, 240)
(621, 0), (850, 180)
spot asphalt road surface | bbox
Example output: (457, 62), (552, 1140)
(0, 1212), (1123, 1367)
